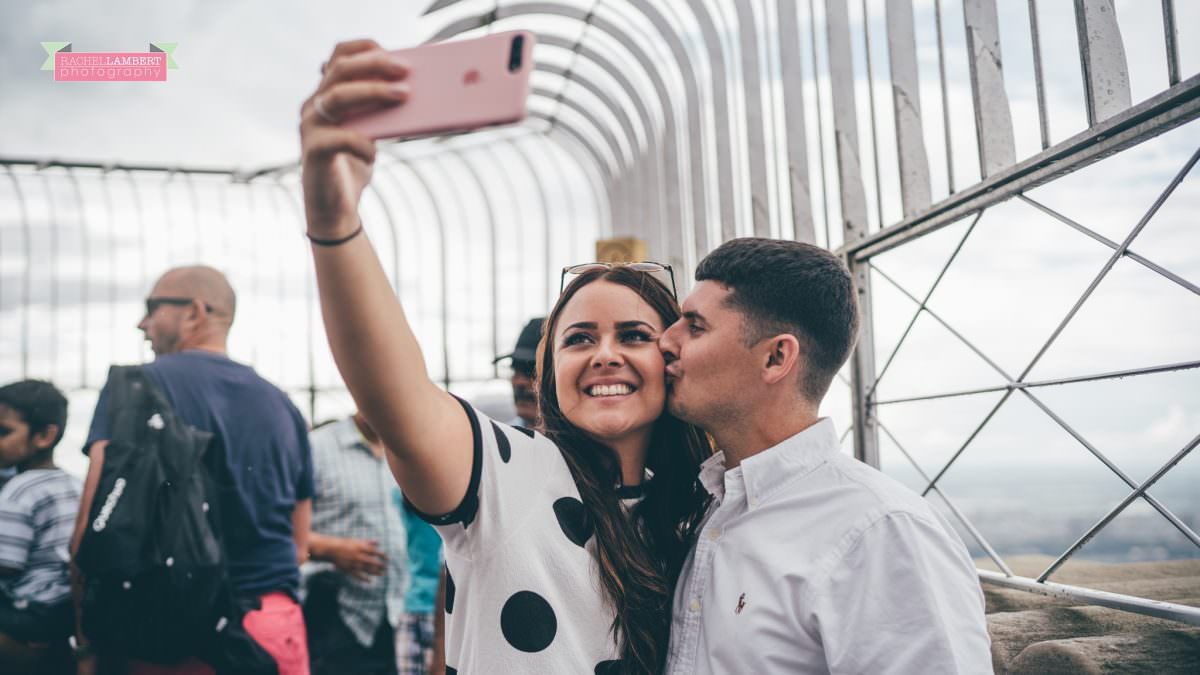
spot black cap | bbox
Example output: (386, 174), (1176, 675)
(494, 317), (545, 366)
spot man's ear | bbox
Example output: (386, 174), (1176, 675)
(761, 334), (802, 386)
(31, 423), (58, 451)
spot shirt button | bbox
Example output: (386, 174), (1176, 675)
(689, 598), (701, 612)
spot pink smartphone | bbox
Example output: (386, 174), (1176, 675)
(343, 30), (535, 140)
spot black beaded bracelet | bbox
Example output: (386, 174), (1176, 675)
(307, 220), (364, 247)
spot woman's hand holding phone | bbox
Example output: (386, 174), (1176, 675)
(299, 40), (410, 241)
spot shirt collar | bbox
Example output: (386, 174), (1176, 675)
(698, 451), (727, 500)
(335, 417), (375, 457)
(740, 418), (839, 509)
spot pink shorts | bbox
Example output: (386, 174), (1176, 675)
(127, 592), (309, 675)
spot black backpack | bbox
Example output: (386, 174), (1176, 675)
(75, 365), (277, 674)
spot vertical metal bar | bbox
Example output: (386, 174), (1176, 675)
(260, 179), (289, 381)
(933, 0), (956, 192)
(824, 0), (871, 241)
(98, 170), (118, 367)
(1162, 0), (1180, 86)
(65, 168), (90, 387)
(686, 0), (742, 242)
(887, 0), (934, 217)
(40, 170), (59, 380)
(161, 170), (175, 264)
(1027, 0), (1052, 149)
(808, 0), (833, 248)
(3, 166), (31, 378)
(364, 183), (402, 297)
(505, 140), (554, 314)
(533, 137), (581, 260)
(395, 161), (452, 389)
(826, 0), (878, 466)
(272, 179), (316, 422)
(1073, 0), (1132, 125)
(860, 0), (886, 230)
(481, 142), (527, 327)
(183, 172), (201, 261)
(243, 182), (260, 366)
(446, 149), (502, 379)
(123, 169), (149, 362)
(733, 0), (773, 236)
(962, 0), (1017, 176)
(777, 0), (815, 244)
(623, 0), (714, 265)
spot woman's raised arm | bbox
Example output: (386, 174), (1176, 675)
(300, 39), (472, 515)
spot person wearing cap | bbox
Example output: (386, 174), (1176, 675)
(493, 318), (544, 428)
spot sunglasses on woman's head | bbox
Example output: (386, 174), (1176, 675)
(559, 262), (677, 299)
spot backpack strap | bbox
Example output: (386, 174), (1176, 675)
(105, 365), (151, 447)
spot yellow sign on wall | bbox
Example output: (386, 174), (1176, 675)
(595, 237), (646, 263)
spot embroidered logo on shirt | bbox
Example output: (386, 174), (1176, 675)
(735, 593), (747, 614)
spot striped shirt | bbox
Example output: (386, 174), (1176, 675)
(308, 418), (408, 647)
(0, 469), (81, 605)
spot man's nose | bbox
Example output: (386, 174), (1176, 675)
(660, 322), (680, 360)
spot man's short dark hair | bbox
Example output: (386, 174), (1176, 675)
(0, 379), (69, 448)
(696, 237), (860, 402)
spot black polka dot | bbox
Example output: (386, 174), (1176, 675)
(445, 668), (457, 675)
(500, 591), (557, 653)
(513, 425), (535, 439)
(491, 421), (512, 463)
(553, 496), (593, 547)
(444, 566), (455, 615)
(594, 660), (623, 674)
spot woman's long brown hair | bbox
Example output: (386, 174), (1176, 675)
(536, 266), (712, 674)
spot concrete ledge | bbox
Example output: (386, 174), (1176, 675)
(1007, 628), (1200, 674)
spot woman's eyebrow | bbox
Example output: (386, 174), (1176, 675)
(615, 320), (657, 331)
(563, 321), (598, 331)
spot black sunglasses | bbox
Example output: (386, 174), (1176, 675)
(144, 296), (215, 317)
(559, 261), (677, 299)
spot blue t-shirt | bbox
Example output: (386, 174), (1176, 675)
(86, 350), (314, 599)
(394, 488), (443, 613)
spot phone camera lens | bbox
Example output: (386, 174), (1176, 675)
(509, 35), (525, 72)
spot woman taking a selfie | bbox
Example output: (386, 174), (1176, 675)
(299, 40), (711, 673)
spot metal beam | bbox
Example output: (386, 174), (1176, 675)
(840, 74), (1200, 261)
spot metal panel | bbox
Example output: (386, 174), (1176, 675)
(962, 0), (1017, 176)
(824, 0), (870, 240)
(1075, 0), (1132, 125)
(732, 1), (772, 236)
(777, 0), (815, 243)
(825, 0), (878, 466)
(885, 0), (933, 217)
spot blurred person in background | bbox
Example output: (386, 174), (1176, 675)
(493, 318), (545, 428)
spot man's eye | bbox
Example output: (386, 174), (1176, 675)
(688, 323), (703, 335)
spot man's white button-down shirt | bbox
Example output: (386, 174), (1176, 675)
(665, 419), (992, 674)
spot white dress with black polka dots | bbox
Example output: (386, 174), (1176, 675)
(409, 397), (631, 674)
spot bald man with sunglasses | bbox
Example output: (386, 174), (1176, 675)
(71, 266), (316, 675)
